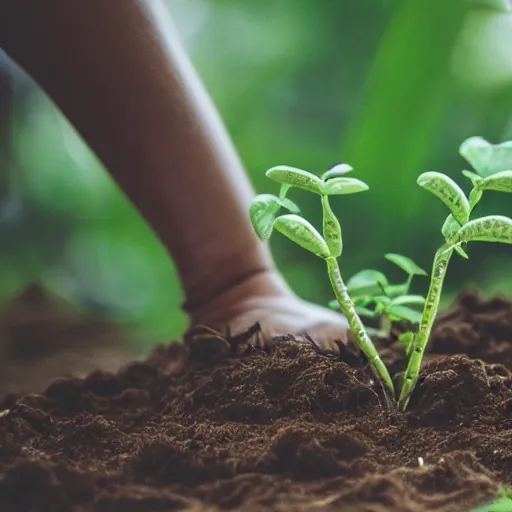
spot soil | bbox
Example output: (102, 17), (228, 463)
(0, 289), (511, 512)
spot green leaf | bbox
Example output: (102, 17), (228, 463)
(347, 269), (389, 297)
(399, 331), (415, 355)
(266, 166), (323, 194)
(455, 246), (469, 259)
(461, 169), (482, 184)
(460, 136), (512, 178)
(390, 295), (426, 307)
(385, 253), (427, 276)
(321, 163), (353, 181)
(387, 305), (422, 324)
(399, 331), (414, 345)
(274, 214), (330, 258)
(466, 0), (511, 12)
(321, 177), (369, 195)
(355, 305), (377, 318)
(249, 194), (281, 241)
(478, 170), (512, 193)
(448, 215), (512, 245)
(279, 197), (300, 213)
(441, 214), (461, 240)
(417, 171), (470, 225)
(384, 283), (408, 298)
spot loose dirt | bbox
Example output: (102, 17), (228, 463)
(0, 289), (511, 511)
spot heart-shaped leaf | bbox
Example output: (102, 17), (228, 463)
(321, 163), (353, 181)
(460, 137), (512, 178)
(347, 269), (389, 297)
(321, 177), (369, 196)
(417, 172), (470, 225)
(448, 215), (512, 245)
(274, 214), (330, 258)
(390, 295), (426, 307)
(249, 194), (281, 241)
(266, 166), (323, 194)
(478, 170), (512, 193)
(385, 253), (427, 276)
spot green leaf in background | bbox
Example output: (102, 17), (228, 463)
(389, 294), (426, 307)
(321, 177), (369, 196)
(417, 172), (470, 225)
(347, 269), (389, 297)
(354, 305), (377, 318)
(273, 214), (330, 258)
(460, 137), (512, 178)
(266, 166), (323, 194)
(385, 253), (427, 276)
(321, 164), (353, 181)
(386, 304), (422, 323)
(448, 215), (512, 245)
(467, 0), (512, 12)
(478, 170), (512, 192)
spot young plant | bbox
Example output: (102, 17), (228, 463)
(399, 136), (512, 410)
(329, 253), (427, 340)
(250, 164), (395, 397)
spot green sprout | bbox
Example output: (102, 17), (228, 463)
(329, 254), (427, 341)
(398, 136), (512, 410)
(249, 164), (395, 397)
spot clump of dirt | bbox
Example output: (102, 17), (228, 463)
(0, 290), (511, 511)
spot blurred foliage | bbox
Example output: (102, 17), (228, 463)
(1, 0), (512, 348)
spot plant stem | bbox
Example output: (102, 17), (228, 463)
(321, 195), (342, 257)
(326, 256), (394, 398)
(398, 245), (453, 410)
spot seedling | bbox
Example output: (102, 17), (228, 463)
(250, 164), (395, 397)
(398, 136), (512, 410)
(329, 254), (427, 340)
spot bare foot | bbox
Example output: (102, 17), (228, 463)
(186, 270), (349, 356)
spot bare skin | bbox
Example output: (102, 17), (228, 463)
(0, 0), (349, 354)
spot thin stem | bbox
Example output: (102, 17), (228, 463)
(404, 273), (413, 294)
(321, 195), (342, 258)
(398, 245), (453, 409)
(326, 256), (394, 398)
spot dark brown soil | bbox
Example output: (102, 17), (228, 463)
(0, 290), (511, 512)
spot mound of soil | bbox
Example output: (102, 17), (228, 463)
(0, 290), (511, 511)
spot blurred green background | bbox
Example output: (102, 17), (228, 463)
(1, 0), (512, 350)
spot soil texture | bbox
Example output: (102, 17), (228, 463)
(0, 289), (511, 512)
